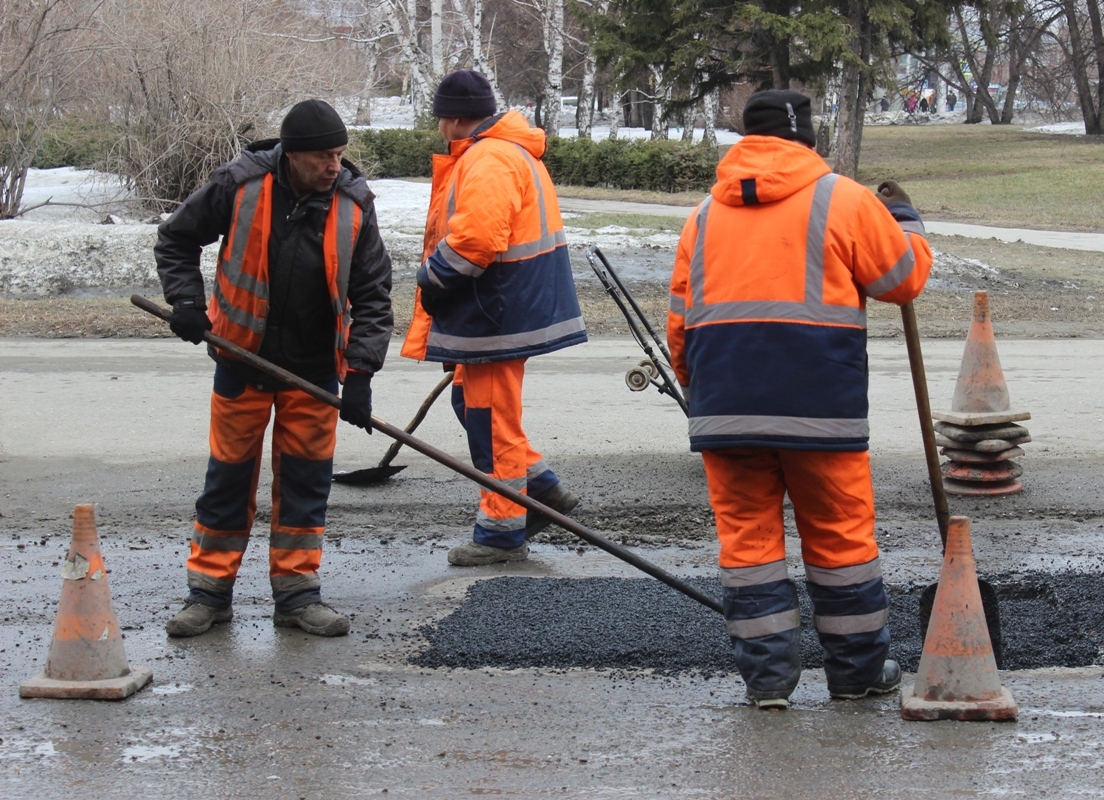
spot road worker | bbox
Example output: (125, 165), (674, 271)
(667, 89), (932, 708)
(155, 99), (393, 637)
(401, 70), (587, 566)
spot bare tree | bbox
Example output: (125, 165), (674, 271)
(89, 0), (344, 210)
(450, 0), (507, 107)
(516, 0), (565, 134)
(0, 0), (97, 219)
(1061, 0), (1104, 133)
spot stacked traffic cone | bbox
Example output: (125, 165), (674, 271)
(901, 516), (1017, 721)
(19, 505), (153, 700)
(932, 291), (1030, 495)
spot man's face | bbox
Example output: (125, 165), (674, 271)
(286, 146), (345, 195)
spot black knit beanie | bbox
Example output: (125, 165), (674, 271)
(433, 70), (496, 119)
(280, 100), (348, 153)
(742, 90), (816, 147)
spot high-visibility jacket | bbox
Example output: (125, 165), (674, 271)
(210, 173), (363, 380)
(401, 110), (586, 364)
(667, 135), (932, 452)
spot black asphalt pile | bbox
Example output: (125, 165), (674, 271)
(414, 572), (1104, 674)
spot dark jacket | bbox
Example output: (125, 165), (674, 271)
(155, 140), (393, 387)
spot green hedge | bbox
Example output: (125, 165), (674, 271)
(544, 136), (719, 193)
(351, 128), (718, 192)
(350, 128), (447, 179)
(32, 119), (122, 170)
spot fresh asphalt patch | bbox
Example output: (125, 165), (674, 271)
(414, 573), (1104, 674)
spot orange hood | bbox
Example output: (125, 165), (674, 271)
(711, 135), (832, 206)
(450, 110), (547, 160)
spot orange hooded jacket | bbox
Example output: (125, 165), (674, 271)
(401, 110), (586, 364)
(666, 135), (932, 451)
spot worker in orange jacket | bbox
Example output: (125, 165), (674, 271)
(667, 90), (932, 708)
(401, 70), (587, 566)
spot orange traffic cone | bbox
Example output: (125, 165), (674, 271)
(901, 516), (1017, 721)
(933, 291), (1029, 426)
(19, 504), (153, 700)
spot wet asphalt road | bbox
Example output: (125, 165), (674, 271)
(1, 337), (1103, 797)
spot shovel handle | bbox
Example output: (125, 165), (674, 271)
(901, 302), (951, 548)
(132, 295), (723, 615)
(376, 370), (455, 469)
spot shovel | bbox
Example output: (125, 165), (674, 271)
(902, 301), (1003, 666)
(333, 370), (454, 485)
(132, 295), (723, 616)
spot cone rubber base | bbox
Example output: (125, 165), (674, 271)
(943, 478), (1023, 496)
(19, 665), (153, 700)
(932, 410), (1030, 426)
(900, 683), (1018, 721)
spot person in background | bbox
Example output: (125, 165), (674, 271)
(401, 70), (587, 566)
(947, 91), (958, 112)
(666, 89), (933, 709)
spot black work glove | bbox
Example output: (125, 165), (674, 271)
(340, 371), (373, 432)
(876, 180), (912, 207)
(418, 284), (454, 317)
(169, 299), (212, 345)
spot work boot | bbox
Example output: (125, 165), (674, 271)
(165, 601), (233, 638)
(447, 542), (529, 566)
(273, 602), (350, 637)
(753, 697), (790, 711)
(525, 483), (580, 540)
(829, 659), (902, 700)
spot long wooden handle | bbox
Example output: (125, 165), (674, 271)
(901, 301), (951, 549)
(132, 295), (723, 614)
(376, 370), (455, 469)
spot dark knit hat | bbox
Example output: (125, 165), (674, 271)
(433, 70), (496, 119)
(742, 90), (816, 147)
(280, 100), (348, 153)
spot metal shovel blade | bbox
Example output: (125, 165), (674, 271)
(332, 464), (407, 485)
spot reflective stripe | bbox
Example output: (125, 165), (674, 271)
(689, 197), (713, 309)
(720, 560), (789, 588)
(334, 197), (357, 311)
(497, 230), (567, 261)
(513, 144), (550, 239)
(222, 178), (269, 297)
(814, 608), (889, 635)
(427, 316), (586, 353)
(685, 299), (866, 327)
(270, 532), (323, 551)
(669, 293), (686, 316)
(726, 608), (801, 639)
(437, 240), (486, 277)
(690, 414), (870, 439)
(527, 459), (550, 480)
(271, 573), (321, 592)
(191, 530), (250, 553)
(803, 174), (839, 305)
(476, 512), (527, 532)
(804, 557), (882, 587)
(213, 283), (266, 335)
(899, 219), (926, 236)
(187, 569), (235, 593)
(863, 237), (915, 298)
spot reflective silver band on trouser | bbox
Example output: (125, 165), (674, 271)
(192, 530), (250, 553)
(271, 573), (321, 593)
(814, 608), (889, 635)
(269, 532), (324, 551)
(689, 414), (869, 440)
(804, 557), (882, 587)
(221, 177), (270, 297)
(726, 608), (801, 639)
(527, 460), (550, 480)
(720, 559), (789, 588)
(187, 570), (236, 593)
(426, 316), (587, 354)
(476, 512), (527, 532)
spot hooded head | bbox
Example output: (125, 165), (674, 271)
(742, 90), (816, 148)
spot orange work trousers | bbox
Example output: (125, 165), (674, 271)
(452, 360), (555, 548)
(186, 366), (338, 610)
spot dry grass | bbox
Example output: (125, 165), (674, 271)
(856, 124), (1104, 231)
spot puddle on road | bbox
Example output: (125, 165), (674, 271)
(414, 572), (1104, 674)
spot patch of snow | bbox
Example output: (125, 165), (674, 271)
(1027, 121), (1088, 135)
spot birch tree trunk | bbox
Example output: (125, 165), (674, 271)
(649, 64), (669, 140)
(450, 0), (506, 109)
(702, 86), (718, 148)
(833, 0), (871, 179)
(540, 0), (565, 135)
(608, 88), (622, 139)
(431, 0), (444, 79)
(389, 0), (433, 117)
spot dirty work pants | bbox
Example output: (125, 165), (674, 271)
(186, 365), (339, 613)
(451, 360), (560, 549)
(702, 448), (889, 700)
